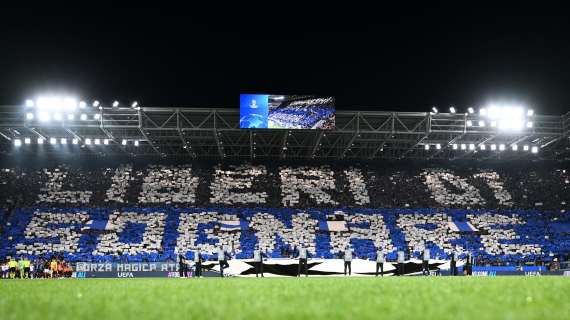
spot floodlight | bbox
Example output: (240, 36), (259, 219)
(527, 109), (534, 116)
(467, 107), (474, 114)
(449, 107), (456, 114)
(432, 107), (438, 113)
(85, 138), (92, 145)
(121, 139), (127, 146)
(466, 120), (473, 127)
(72, 138), (79, 145)
(60, 138), (67, 145)
(490, 121), (497, 127)
(94, 139), (101, 145)
(25, 99), (35, 107)
(531, 146), (538, 153)
(478, 120), (485, 127)
(24, 138), (31, 145)
(436, 143), (441, 150)
(37, 138), (44, 145)
(526, 121), (533, 128)
(80, 114), (87, 121)
(512, 144), (518, 151)
(452, 144), (458, 150)
(490, 144), (497, 150)
(93, 100), (100, 107)
(469, 144), (475, 150)
(103, 139), (109, 145)
(67, 114), (74, 121)
(94, 114), (101, 120)
(480, 144), (486, 150)
(460, 144), (466, 150)
(523, 145), (529, 151)
(26, 113), (34, 120)
(131, 101), (138, 108)
(63, 98), (77, 111)
(424, 144), (430, 150)
(499, 144), (506, 151)
(79, 101), (87, 109)
(134, 140), (139, 147)
(50, 138), (57, 145)
(112, 101), (119, 108)
(479, 108), (487, 116)
(53, 113), (62, 121)
(38, 112), (51, 122)
(14, 139), (22, 147)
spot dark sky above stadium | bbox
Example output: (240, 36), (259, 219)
(0, 7), (569, 115)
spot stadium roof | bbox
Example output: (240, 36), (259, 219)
(1, 105), (569, 161)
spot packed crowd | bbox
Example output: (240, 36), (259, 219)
(268, 105), (335, 129)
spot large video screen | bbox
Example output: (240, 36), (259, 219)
(240, 94), (335, 129)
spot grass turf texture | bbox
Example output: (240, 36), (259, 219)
(2, 277), (570, 320)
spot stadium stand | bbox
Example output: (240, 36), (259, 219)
(0, 161), (569, 267)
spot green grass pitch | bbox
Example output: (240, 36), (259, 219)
(2, 277), (570, 320)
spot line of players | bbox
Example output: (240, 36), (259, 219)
(177, 244), (474, 277)
(1, 256), (73, 279)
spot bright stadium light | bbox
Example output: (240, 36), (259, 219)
(38, 112), (50, 122)
(80, 114), (87, 121)
(60, 138), (67, 145)
(490, 121), (497, 127)
(431, 107), (438, 113)
(24, 138), (31, 145)
(512, 144), (518, 151)
(25, 99), (35, 107)
(112, 101), (120, 108)
(467, 107), (474, 114)
(452, 144), (458, 150)
(424, 144), (430, 150)
(67, 114), (74, 121)
(499, 144), (506, 151)
(469, 144), (475, 150)
(94, 139), (101, 145)
(50, 138), (57, 145)
(436, 143), (441, 150)
(449, 106), (456, 114)
(93, 100), (100, 107)
(94, 114), (101, 120)
(63, 98), (78, 111)
(526, 121), (533, 128)
(14, 139), (22, 147)
(531, 146), (538, 153)
(103, 139), (109, 145)
(79, 101), (87, 109)
(72, 138), (79, 145)
(491, 144), (497, 150)
(26, 113), (34, 120)
(527, 109), (534, 116)
(479, 108), (487, 116)
(121, 139), (127, 146)
(131, 101), (138, 108)
(480, 144), (486, 150)
(478, 120), (485, 127)
(466, 120), (473, 127)
(460, 144), (467, 150)
(523, 145), (529, 151)
(134, 140), (139, 147)
(85, 138), (92, 145)
(53, 113), (62, 121)
(37, 138), (44, 145)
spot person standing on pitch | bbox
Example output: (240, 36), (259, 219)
(178, 254), (188, 278)
(194, 250), (202, 278)
(297, 246), (308, 277)
(343, 245), (353, 276)
(375, 249), (385, 277)
(397, 250), (405, 276)
(450, 250), (457, 276)
(218, 246), (230, 277)
(253, 246), (264, 277)
(422, 245), (430, 276)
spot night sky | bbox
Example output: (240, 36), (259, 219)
(0, 8), (569, 115)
